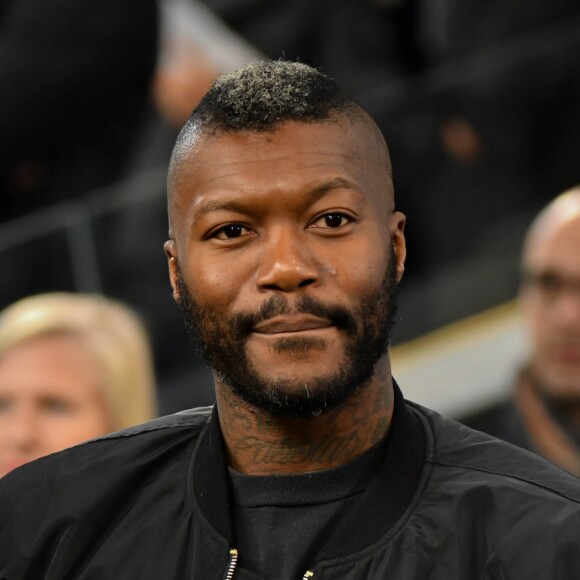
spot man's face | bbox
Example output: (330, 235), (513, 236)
(521, 215), (580, 399)
(166, 120), (406, 416)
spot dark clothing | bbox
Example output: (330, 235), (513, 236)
(1, 385), (579, 579)
(464, 397), (534, 451)
(463, 385), (580, 477)
(0, 0), (159, 342)
(0, 0), (158, 219)
(228, 429), (392, 579)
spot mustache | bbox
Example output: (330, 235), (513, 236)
(231, 294), (358, 336)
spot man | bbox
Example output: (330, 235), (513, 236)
(465, 188), (580, 477)
(0, 61), (579, 579)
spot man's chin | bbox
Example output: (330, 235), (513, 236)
(247, 329), (340, 355)
(218, 358), (373, 418)
(533, 365), (580, 401)
(542, 378), (580, 402)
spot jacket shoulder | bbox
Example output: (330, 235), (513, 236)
(99, 405), (214, 440)
(399, 402), (580, 577)
(0, 407), (213, 577)
(0, 406), (213, 505)
(409, 401), (580, 504)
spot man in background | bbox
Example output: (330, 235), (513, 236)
(466, 187), (580, 476)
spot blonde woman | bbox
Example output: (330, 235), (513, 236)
(0, 293), (157, 477)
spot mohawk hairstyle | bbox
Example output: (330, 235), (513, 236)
(187, 60), (360, 134)
(167, 59), (392, 205)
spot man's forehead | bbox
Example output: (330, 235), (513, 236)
(171, 116), (389, 177)
(169, 121), (390, 213)
(524, 213), (580, 269)
(167, 121), (394, 241)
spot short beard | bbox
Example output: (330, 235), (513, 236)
(176, 248), (398, 418)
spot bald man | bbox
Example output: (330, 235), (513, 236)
(466, 187), (580, 476)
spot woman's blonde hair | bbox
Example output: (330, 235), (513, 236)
(0, 293), (157, 430)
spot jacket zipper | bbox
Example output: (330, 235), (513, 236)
(224, 548), (238, 579)
(224, 548), (314, 579)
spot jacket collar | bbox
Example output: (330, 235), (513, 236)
(190, 380), (426, 559)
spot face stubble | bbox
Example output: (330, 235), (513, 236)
(176, 246), (399, 418)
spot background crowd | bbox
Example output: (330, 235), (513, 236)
(1, 0), (579, 473)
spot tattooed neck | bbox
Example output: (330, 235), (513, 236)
(216, 371), (394, 476)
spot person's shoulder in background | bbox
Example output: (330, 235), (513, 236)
(461, 395), (534, 451)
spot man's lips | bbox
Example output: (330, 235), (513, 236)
(553, 347), (580, 364)
(253, 315), (333, 334)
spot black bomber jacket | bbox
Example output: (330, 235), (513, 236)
(1, 384), (579, 579)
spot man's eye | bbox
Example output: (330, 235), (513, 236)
(310, 213), (352, 229)
(537, 274), (565, 293)
(213, 224), (251, 240)
(0, 397), (12, 414)
(523, 270), (567, 297)
(42, 398), (74, 414)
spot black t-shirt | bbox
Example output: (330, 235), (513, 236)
(228, 434), (389, 580)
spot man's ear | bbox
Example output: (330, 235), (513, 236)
(390, 211), (406, 283)
(164, 239), (181, 302)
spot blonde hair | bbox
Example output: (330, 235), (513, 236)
(0, 293), (157, 430)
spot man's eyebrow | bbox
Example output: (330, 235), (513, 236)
(194, 178), (363, 218)
(309, 177), (363, 198)
(194, 200), (249, 218)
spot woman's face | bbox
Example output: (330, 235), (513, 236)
(0, 334), (111, 477)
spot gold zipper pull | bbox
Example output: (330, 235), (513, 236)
(302, 571), (314, 579)
(224, 548), (238, 580)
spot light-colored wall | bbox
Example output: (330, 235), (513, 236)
(391, 302), (528, 418)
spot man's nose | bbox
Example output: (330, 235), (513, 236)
(256, 229), (320, 292)
(555, 291), (580, 327)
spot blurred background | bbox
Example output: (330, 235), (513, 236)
(1, 0), (579, 417)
